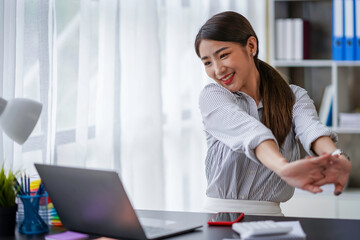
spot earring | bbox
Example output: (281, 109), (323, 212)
(252, 52), (255, 56)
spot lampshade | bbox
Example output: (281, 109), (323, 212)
(0, 97), (42, 145)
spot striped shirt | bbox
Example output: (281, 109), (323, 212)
(199, 83), (337, 202)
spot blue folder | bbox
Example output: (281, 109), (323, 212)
(344, 0), (356, 60)
(355, 0), (360, 60)
(326, 100), (333, 127)
(333, 0), (345, 60)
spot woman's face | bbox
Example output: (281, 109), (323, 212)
(198, 39), (256, 93)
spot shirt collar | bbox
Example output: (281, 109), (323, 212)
(234, 91), (263, 110)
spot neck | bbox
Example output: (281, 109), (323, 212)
(242, 65), (261, 105)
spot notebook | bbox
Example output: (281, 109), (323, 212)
(45, 231), (88, 240)
(35, 164), (202, 240)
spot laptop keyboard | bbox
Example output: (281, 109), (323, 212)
(143, 225), (175, 237)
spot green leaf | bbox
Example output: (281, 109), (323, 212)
(0, 165), (17, 208)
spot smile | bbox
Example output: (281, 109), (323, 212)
(220, 73), (235, 85)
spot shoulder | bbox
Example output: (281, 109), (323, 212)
(289, 84), (310, 100)
(199, 83), (236, 103)
(200, 83), (232, 95)
(289, 84), (306, 95)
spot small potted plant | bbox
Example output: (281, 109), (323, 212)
(0, 165), (18, 236)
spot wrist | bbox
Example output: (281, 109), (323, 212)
(273, 157), (288, 176)
(332, 149), (350, 161)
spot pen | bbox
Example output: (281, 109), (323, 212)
(20, 174), (23, 193)
(24, 174), (28, 195)
(27, 175), (30, 195)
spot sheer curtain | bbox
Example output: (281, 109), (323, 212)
(0, 0), (266, 211)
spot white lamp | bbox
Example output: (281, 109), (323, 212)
(0, 97), (42, 145)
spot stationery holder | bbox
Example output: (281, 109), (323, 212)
(17, 192), (49, 235)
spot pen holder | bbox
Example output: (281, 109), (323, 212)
(17, 192), (49, 235)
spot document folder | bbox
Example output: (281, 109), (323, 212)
(355, 0), (360, 60)
(344, 0), (356, 60)
(285, 19), (293, 60)
(276, 19), (285, 60)
(293, 19), (310, 60)
(333, 0), (345, 60)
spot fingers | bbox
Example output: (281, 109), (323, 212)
(297, 154), (350, 196)
(334, 183), (344, 196)
(303, 184), (323, 194)
(309, 153), (331, 166)
(329, 154), (341, 165)
(312, 178), (328, 186)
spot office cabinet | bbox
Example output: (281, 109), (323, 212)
(268, 0), (360, 219)
(281, 188), (360, 219)
(337, 199), (360, 219)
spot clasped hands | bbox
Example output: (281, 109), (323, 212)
(278, 153), (352, 195)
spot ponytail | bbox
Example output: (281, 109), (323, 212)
(256, 59), (295, 147)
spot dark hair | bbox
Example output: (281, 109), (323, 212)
(195, 11), (295, 147)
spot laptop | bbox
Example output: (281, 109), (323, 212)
(35, 164), (202, 239)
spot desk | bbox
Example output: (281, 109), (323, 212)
(12, 209), (360, 240)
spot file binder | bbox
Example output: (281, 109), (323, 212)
(326, 101), (333, 127)
(293, 19), (303, 60)
(344, 0), (356, 60)
(276, 19), (285, 60)
(319, 85), (333, 126)
(333, 0), (345, 60)
(293, 19), (310, 60)
(285, 19), (294, 60)
(355, 0), (360, 60)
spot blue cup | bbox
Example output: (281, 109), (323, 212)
(17, 192), (49, 235)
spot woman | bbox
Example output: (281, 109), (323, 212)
(195, 11), (352, 216)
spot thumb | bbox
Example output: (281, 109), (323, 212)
(303, 184), (323, 194)
(310, 153), (331, 166)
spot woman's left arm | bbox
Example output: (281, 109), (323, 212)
(291, 85), (337, 155)
(311, 136), (352, 195)
(291, 85), (352, 195)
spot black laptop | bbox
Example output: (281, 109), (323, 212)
(35, 164), (202, 239)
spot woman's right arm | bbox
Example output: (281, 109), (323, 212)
(199, 84), (277, 163)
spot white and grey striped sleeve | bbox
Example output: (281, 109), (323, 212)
(199, 84), (277, 163)
(291, 85), (338, 156)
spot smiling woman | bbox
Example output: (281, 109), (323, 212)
(194, 11), (352, 216)
(198, 40), (258, 99)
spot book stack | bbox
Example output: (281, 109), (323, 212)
(276, 18), (310, 60)
(339, 112), (360, 128)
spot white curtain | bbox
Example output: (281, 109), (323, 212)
(0, 0), (266, 211)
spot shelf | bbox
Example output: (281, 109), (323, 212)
(274, 60), (332, 67)
(331, 127), (360, 134)
(274, 0), (329, 2)
(274, 60), (360, 68)
(333, 61), (360, 67)
(272, 0), (360, 220)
